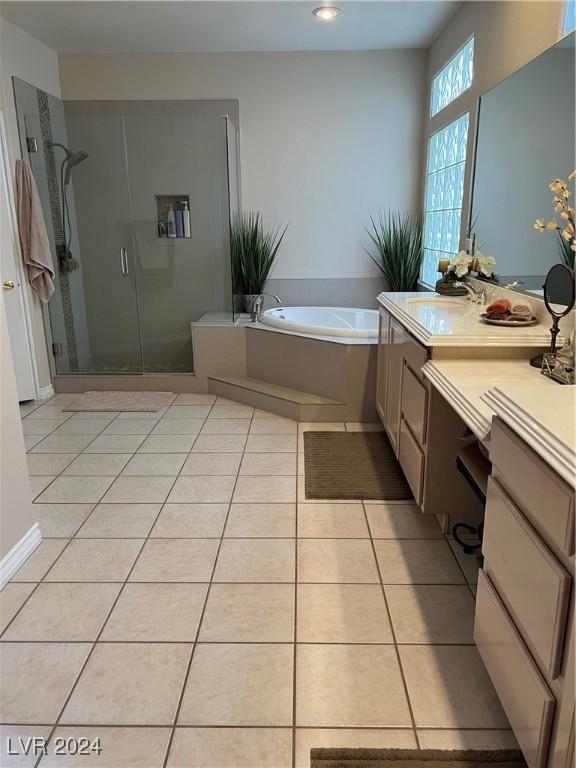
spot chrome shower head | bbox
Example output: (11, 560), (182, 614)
(63, 150), (88, 186)
(49, 142), (89, 186)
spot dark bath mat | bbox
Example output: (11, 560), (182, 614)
(310, 748), (527, 768)
(303, 431), (412, 500)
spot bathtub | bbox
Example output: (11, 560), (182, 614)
(260, 306), (379, 339)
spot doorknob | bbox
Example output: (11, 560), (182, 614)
(2, 280), (15, 290)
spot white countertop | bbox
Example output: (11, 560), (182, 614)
(378, 292), (553, 348)
(483, 385), (575, 488)
(422, 359), (575, 488)
(422, 359), (552, 441)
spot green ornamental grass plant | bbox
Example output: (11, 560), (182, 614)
(231, 211), (287, 296)
(366, 211), (424, 291)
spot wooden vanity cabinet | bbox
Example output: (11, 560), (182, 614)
(475, 418), (575, 768)
(377, 308), (406, 453)
(378, 306), (428, 502)
(377, 305), (478, 520)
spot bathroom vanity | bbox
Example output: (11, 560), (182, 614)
(376, 291), (553, 525)
(376, 290), (575, 768)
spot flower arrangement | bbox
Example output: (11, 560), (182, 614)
(442, 249), (496, 279)
(534, 171), (575, 268)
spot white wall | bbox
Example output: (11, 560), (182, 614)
(59, 51), (427, 283)
(0, 292), (35, 561)
(0, 16), (62, 390)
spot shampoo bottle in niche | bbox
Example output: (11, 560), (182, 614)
(167, 204), (177, 238)
(181, 201), (191, 238)
(175, 206), (184, 238)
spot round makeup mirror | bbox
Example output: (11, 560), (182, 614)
(543, 264), (575, 352)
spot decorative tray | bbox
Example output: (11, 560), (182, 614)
(479, 313), (539, 327)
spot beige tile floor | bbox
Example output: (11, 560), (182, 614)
(0, 392), (517, 768)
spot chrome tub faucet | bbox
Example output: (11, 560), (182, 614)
(250, 292), (282, 322)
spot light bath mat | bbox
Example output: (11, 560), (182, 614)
(303, 431), (412, 500)
(64, 391), (174, 412)
(310, 748), (527, 768)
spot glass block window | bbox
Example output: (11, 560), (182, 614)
(431, 37), (474, 117)
(421, 113), (470, 287)
(564, 0), (575, 32)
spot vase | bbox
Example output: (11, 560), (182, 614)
(242, 294), (259, 314)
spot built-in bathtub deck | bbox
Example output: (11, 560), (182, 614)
(192, 313), (378, 422)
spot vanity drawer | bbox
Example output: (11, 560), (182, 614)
(475, 570), (555, 768)
(401, 363), (428, 445)
(398, 417), (424, 504)
(483, 477), (571, 679)
(491, 418), (575, 556)
(401, 335), (427, 381)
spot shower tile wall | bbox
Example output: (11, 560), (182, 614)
(37, 92), (79, 372)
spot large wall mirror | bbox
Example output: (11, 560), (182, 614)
(470, 31), (575, 296)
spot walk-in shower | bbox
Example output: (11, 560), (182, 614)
(13, 79), (240, 376)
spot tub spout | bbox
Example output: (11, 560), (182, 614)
(250, 293), (282, 322)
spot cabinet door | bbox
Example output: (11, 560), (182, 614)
(376, 308), (390, 425)
(385, 318), (404, 452)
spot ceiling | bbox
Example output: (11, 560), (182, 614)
(0, 1), (460, 53)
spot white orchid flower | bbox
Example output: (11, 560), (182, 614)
(447, 250), (473, 278)
(549, 179), (567, 193)
(475, 250), (496, 277)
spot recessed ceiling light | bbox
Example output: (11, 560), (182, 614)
(312, 6), (341, 21)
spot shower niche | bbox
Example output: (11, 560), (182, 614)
(12, 80), (240, 377)
(155, 194), (191, 239)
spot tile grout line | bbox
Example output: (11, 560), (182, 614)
(161, 396), (254, 768)
(0, 640), (478, 647)
(14, 401), (469, 762)
(27, 409), (134, 502)
(443, 531), (480, 596)
(0, 406), (128, 638)
(25, 396), (194, 766)
(32, 410), (192, 767)
(361, 500), (421, 750)
(3, 721), (516, 731)
(292, 439), (299, 768)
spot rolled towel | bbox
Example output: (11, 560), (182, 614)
(510, 300), (532, 317)
(486, 298), (511, 317)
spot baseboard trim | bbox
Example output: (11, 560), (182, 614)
(0, 523), (42, 589)
(37, 384), (55, 401)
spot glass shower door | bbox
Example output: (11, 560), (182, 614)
(123, 114), (234, 373)
(26, 112), (143, 374)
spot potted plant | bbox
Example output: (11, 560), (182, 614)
(365, 211), (423, 291)
(231, 211), (287, 312)
(534, 171), (576, 269)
